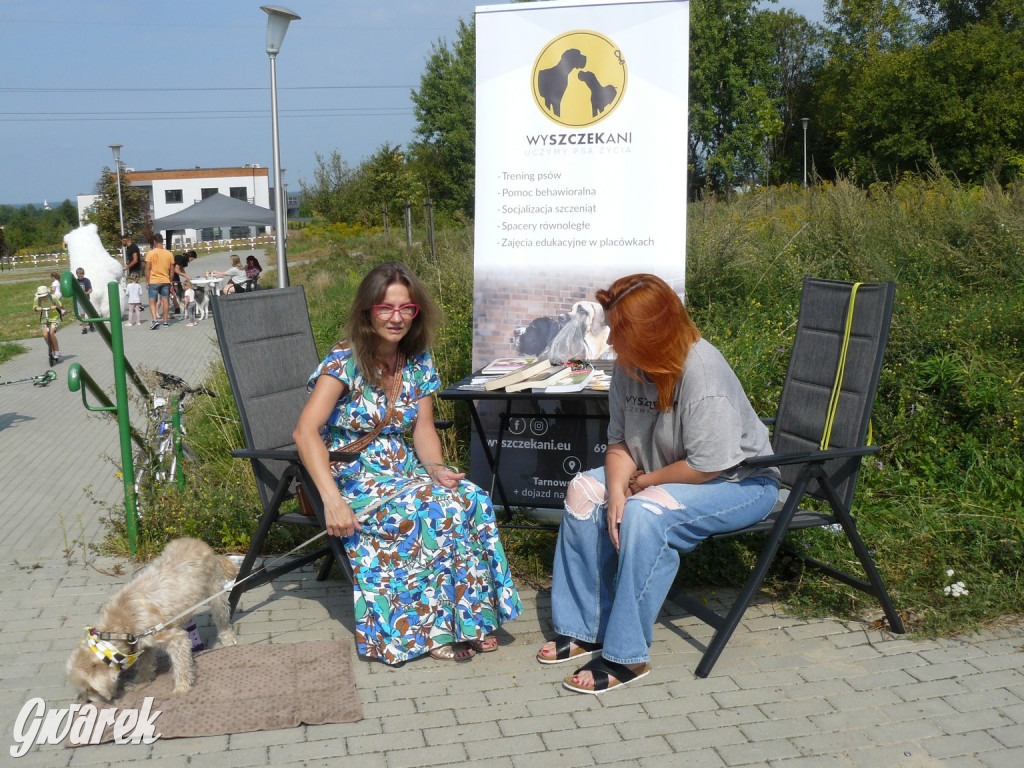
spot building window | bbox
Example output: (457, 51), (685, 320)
(165, 189), (183, 204)
(229, 187), (248, 201)
(201, 188), (218, 199)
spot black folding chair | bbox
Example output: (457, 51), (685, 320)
(210, 287), (357, 616)
(670, 277), (904, 677)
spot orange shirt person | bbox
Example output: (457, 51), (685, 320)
(145, 233), (175, 329)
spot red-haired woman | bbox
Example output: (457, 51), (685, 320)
(536, 273), (780, 694)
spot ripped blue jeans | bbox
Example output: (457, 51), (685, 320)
(551, 466), (779, 665)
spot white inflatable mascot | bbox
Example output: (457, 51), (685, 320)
(64, 224), (127, 321)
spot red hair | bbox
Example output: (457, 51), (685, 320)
(596, 273), (699, 411)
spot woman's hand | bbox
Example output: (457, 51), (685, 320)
(606, 490), (627, 552)
(323, 492), (361, 538)
(427, 465), (465, 489)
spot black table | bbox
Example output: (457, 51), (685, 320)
(438, 371), (610, 524)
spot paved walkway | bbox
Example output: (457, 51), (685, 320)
(1, 254), (1022, 766)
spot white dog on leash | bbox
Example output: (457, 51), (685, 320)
(64, 223), (126, 321)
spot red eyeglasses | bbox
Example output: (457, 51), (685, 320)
(372, 303), (420, 321)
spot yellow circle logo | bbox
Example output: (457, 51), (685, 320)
(531, 30), (627, 127)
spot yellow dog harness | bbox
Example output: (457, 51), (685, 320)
(85, 627), (144, 670)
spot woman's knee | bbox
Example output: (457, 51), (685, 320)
(620, 489), (686, 538)
(564, 472), (605, 521)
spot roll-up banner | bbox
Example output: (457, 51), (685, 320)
(472, 0), (689, 509)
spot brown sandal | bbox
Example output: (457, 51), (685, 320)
(468, 634), (499, 653)
(429, 642), (476, 661)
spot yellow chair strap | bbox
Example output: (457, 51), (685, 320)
(820, 282), (863, 451)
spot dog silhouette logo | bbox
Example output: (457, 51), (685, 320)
(532, 30), (626, 127)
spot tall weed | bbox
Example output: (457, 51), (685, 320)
(105, 172), (1023, 635)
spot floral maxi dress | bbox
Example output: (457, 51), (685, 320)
(309, 342), (522, 664)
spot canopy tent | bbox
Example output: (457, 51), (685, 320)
(152, 193), (276, 231)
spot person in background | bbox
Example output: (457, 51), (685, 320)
(49, 271), (67, 319)
(210, 254), (248, 294)
(75, 267), (93, 333)
(122, 235), (142, 279)
(537, 273), (780, 694)
(34, 285), (62, 361)
(125, 274), (144, 326)
(183, 279), (198, 327)
(245, 255), (263, 289)
(293, 261), (521, 664)
(171, 250), (196, 314)
(145, 233), (175, 329)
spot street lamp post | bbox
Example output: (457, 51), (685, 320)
(109, 144), (125, 261)
(801, 118), (809, 189)
(261, 5), (300, 288)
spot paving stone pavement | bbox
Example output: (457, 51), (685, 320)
(2, 255), (1022, 766)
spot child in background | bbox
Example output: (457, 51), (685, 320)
(183, 279), (198, 326)
(75, 267), (93, 333)
(50, 271), (67, 319)
(126, 274), (144, 326)
(34, 285), (62, 361)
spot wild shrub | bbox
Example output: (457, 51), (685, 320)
(104, 171), (1024, 635)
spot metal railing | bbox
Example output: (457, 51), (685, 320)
(60, 271), (184, 555)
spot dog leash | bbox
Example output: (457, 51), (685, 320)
(102, 478), (435, 645)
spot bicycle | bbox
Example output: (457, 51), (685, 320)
(133, 371), (215, 502)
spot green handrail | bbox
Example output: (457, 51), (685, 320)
(60, 270), (183, 555)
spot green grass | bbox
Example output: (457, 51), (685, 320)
(96, 172), (1024, 636)
(0, 275), (58, 346)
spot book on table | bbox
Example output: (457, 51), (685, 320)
(502, 364), (573, 393)
(536, 363), (596, 393)
(483, 358), (552, 391)
(480, 356), (536, 375)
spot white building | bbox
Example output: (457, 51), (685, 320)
(78, 165), (272, 247)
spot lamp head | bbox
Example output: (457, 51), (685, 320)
(108, 144), (123, 161)
(801, 118), (810, 130)
(261, 5), (301, 55)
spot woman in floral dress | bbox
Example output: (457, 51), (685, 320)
(294, 261), (521, 663)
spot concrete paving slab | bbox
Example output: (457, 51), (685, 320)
(1, 262), (1022, 766)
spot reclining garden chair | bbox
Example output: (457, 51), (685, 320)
(671, 277), (904, 677)
(211, 287), (357, 615)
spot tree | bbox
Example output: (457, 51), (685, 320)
(300, 150), (357, 223)
(0, 200), (80, 253)
(410, 18), (476, 219)
(762, 10), (827, 185)
(688, 0), (782, 195)
(910, 0), (1021, 37)
(85, 166), (150, 251)
(816, 20), (1024, 183)
(353, 143), (425, 223)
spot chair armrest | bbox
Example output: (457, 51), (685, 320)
(434, 419), (454, 431)
(744, 444), (880, 469)
(231, 447), (359, 463)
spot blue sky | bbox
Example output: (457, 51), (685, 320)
(0, 0), (823, 206)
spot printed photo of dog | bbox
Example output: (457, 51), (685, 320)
(67, 538), (238, 702)
(514, 300), (613, 361)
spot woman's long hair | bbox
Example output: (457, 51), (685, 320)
(345, 261), (440, 386)
(596, 273), (700, 411)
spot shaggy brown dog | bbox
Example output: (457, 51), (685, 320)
(67, 538), (237, 702)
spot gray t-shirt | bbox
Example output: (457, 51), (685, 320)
(606, 338), (780, 483)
